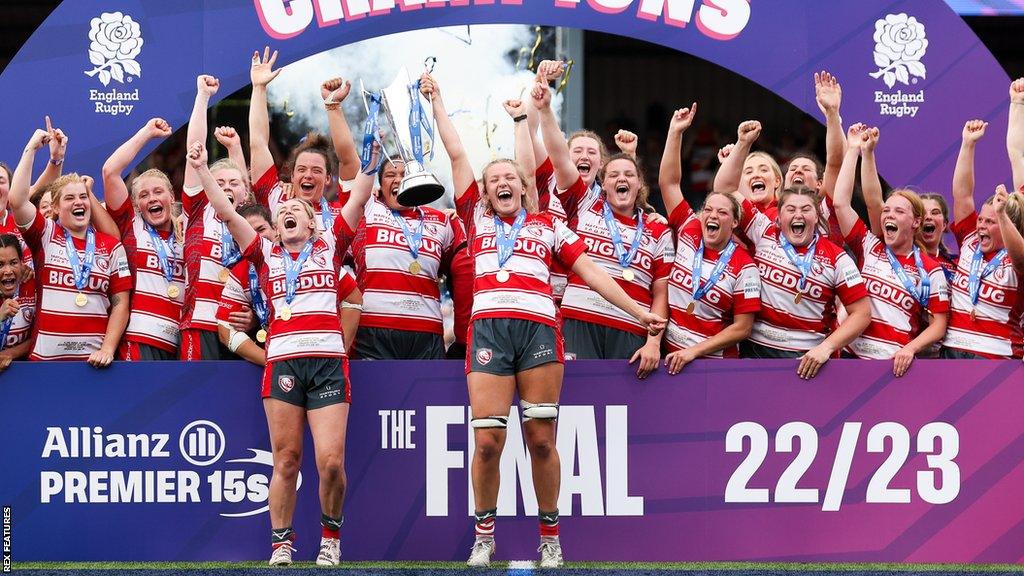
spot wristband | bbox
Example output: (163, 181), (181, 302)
(227, 329), (251, 353)
(513, 114), (528, 123)
(341, 301), (363, 311)
(49, 157), (64, 166)
(324, 100), (341, 111)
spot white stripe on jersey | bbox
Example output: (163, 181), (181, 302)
(123, 214), (185, 351)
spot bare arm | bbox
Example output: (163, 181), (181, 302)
(92, 290), (130, 367)
(658, 104), (697, 216)
(953, 120), (987, 224)
(213, 126), (248, 180)
(0, 338), (33, 363)
(860, 127), (884, 236)
(995, 186), (1024, 274)
(103, 118), (173, 212)
(321, 78), (359, 181)
(571, 254), (665, 332)
(87, 180), (120, 239)
(714, 121), (761, 198)
(30, 117), (66, 196)
(185, 75), (219, 189)
(217, 323), (266, 366)
(340, 142), (378, 232)
(533, 82), (578, 191)
(420, 73), (476, 200)
(666, 313), (754, 374)
(10, 130), (50, 227)
(831, 128), (863, 238)
(187, 142), (257, 251)
(340, 287), (362, 353)
(1008, 78), (1024, 191)
(506, 98), (536, 207)
(248, 48), (282, 184)
(815, 71), (845, 198)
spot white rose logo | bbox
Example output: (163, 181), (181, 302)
(84, 12), (143, 86)
(869, 13), (927, 88)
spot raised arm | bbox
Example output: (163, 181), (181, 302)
(994, 186), (1024, 274)
(184, 75), (219, 189)
(658, 104), (697, 216)
(815, 71), (845, 197)
(953, 119), (987, 224)
(213, 126), (248, 180)
(30, 116), (66, 196)
(420, 73), (475, 200)
(832, 124), (865, 238)
(533, 81), (578, 191)
(860, 127), (884, 236)
(504, 98), (536, 205)
(340, 140), (379, 232)
(86, 177), (120, 239)
(187, 142), (257, 251)
(614, 130), (639, 160)
(102, 118), (173, 212)
(321, 77), (359, 181)
(1008, 78), (1024, 191)
(529, 60), (566, 168)
(714, 120), (761, 198)
(10, 129), (50, 226)
(248, 48), (282, 184)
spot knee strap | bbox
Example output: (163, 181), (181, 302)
(520, 400), (558, 421)
(471, 416), (508, 429)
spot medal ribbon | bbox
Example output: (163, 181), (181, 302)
(602, 201), (644, 269)
(281, 239), (315, 306)
(144, 222), (176, 285)
(63, 224), (96, 292)
(0, 286), (17, 352)
(248, 263), (269, 327)
(392, 207), (425, 261)
(360, 92), (383, 175)
(968, 244), (1007, 306)
(220, 221), (242, 269)
(493, 209), (527, 269)
(408, 80), (434, 161)
(319, 196), (334, 231)
(691, 240), (737, 303)
(778, 233), (819, 293)
(885, 246), (931, 309)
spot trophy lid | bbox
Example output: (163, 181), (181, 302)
(398, 170), (446, 207)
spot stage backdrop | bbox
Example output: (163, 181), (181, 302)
(0, 1), (1013, 201)
(1, 360), (1023, 563)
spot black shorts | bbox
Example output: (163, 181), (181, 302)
(353, 327), (445, 360)
(120, 341), (177, 361)
(467, 318), (563, 376)
(939, 346), (987, 360)
(562, 318), (646, 360)
(180, 329), (238, 361)
(739, 340), (805, 359)
(261, 356), (351, 409)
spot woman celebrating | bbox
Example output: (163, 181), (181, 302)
(9, 128), (131, 366)
(832, 124), (950, 376)
(919, 193), (958, 280)
(443, 82), (665, 568)
(0, 233), (33, 371)
(101, 118), (186, 360)
(715, 121), (784, 219)
(188, 141), (352, 567)
(725, 121), (870, 378)
(659, 107), (761, 374)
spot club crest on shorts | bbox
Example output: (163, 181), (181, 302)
(476, 348), (493, 365)
(278, 375), (295, 392)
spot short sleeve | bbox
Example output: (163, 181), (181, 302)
(951, 211), (977, 248)
(843, 219), (870, 265)
(553, 218), (586, 269)
(553, 175), (588, 223)
(925, 262), (950, 313)
(19, 211), (47, 253)
(455, 181), (481, 227)
(833, 250), (867, 305)
(731, 259), (762, 315)
(107, 197), (135, 238)
(216, 268), (249, 323)
(740, 199), (771, 247)
(337, 269), (358, 302)
(652, 227), (675, 281)
(108, 243), (134, 294)
(253, 165), (280, 209)
(668, 200), (694, 230)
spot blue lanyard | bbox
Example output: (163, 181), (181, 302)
(360, 92), (383, 174)
(144, 222), (176, 284)
(968, 244), (1007, 306)
(885, 246), (931, 309)
(247, 263), (269, 327)
(393, 207), (425, 260)
(319, 196), (334, 231)
(281, 239), (315, 305)
(220, 221), (242, 269)
(601, 201), (644, 269)
(407, 80), (434, 162)
(493, 209), (527, 269)
(778, 233), (818, 292)
(63, 225), (96, 291)
(692, 240), (737, 302)
(0, 286), (17, 352)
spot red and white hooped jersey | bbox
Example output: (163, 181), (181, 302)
(109, 200), (185, 353)
(181, 191), (236, 332)
(844, 221), (949, 359)
(2, 296), (34, 353)
(244, 234), (353, 362)
(942, 228), (1023, 359)
(557, 180), (674, 336)
(21, 212), (132, 360)
(665, 202), (760, 356)
(534, 158), (570, 298)
(253, 165), (346, 244)
(455, 181), (586, 327)
(1, 209), (38, 308)
(740, 199), (868, 352)
(338, 196), (465, 334)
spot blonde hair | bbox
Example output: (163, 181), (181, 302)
(130, 168), (173, 200)
(274, 198), (320, 242)
(745, 151), (784, 198)
(479, 158), (538, 214)
(209, 159), (253, 204)
(888, 188), (928, 251)
(567, 130), (609, 162)
(986, 191), (1024, 236)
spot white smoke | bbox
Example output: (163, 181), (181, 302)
(267, 24), (563, 206)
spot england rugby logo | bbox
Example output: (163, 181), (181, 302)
(84, 12), (143, 86)
(869, 13), (927, 88)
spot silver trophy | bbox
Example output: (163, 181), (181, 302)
(365, 66), (445, 207)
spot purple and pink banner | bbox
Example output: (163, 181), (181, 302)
(2, 360), (1022, 562)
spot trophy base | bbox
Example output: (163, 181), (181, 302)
(398, 173), (446, 207)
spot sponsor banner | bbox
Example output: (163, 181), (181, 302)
(0, 1), (1010, 200)
(1, 360), (1022, 563)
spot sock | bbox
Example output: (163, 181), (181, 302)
(474, 508), (497, 538)
(539, 509), (559, 538)
(321, 513), (343, 539)
(271, 526), (295, 549)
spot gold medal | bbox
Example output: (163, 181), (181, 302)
(219, 269), (230, 283)
(409, 260), (422, 275)
(280, 306), (292, 321)
(167, 285), (180, 299)
(622, 268), (635, 282)
(685, 302), (695, 314)
(794, 292), (804, 305)
(74, 292), (88, 307)
(256, 329), (267, 343)
(496, 269), (510, 283)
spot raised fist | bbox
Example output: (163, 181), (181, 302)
(1010, 78), (1024, 104)
(962, 119), (987, 144)
(737, 120), (761, 145)
(197, 75), (220, 97)
(186, 141), (208, 169)
(717, 143), (734, 164)
(503, 99), (526, 118)
(530, 81), (552, 110)
(214, 126), (240, 149)
(614, 130), (638, 156)
(321, 77), (351, 103)
(147, 118), (172, 139)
